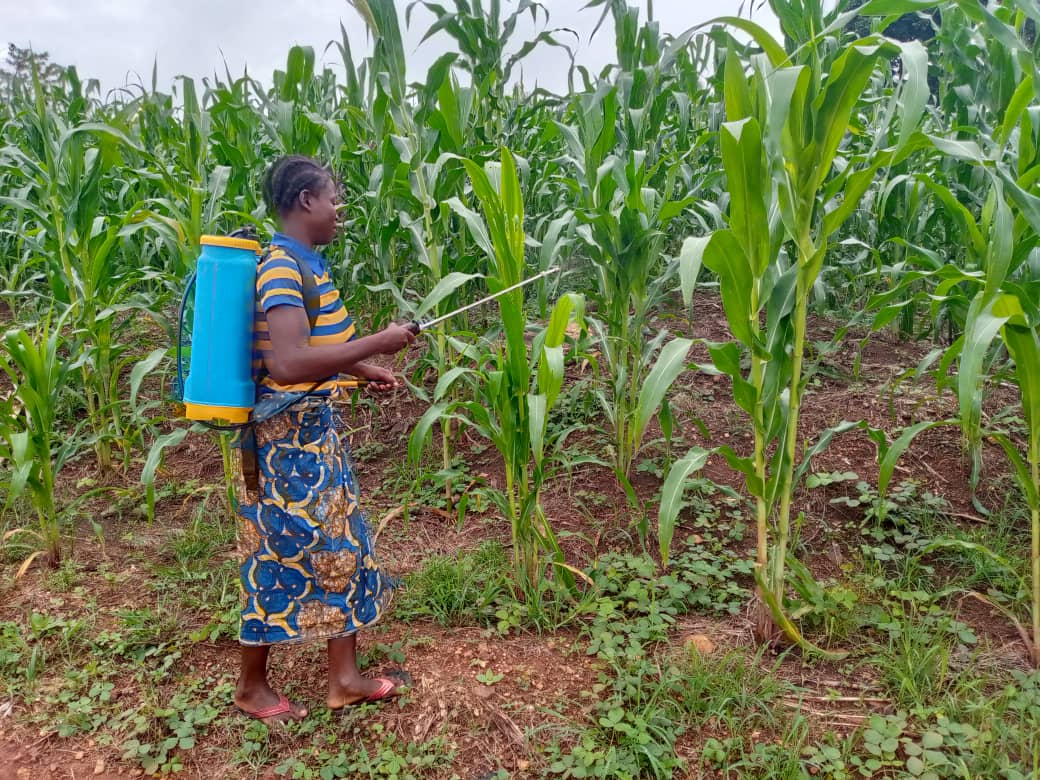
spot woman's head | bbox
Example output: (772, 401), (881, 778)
(262, 156), (338, 245)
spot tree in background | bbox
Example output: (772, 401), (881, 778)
(845, 0), (939, 42)
(1, 44), (66, 97)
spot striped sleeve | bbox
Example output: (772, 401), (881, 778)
(257, 251), (304, 312)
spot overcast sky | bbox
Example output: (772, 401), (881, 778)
(4, 0), (779, 94)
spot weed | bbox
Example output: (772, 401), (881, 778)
(274, 731), (455, 779)
(45, 557), (83, 592)
(872, 591), (977, 710)
(231, 720), (274, 777)
(0, 620), (30, 694)
(395, 541), (509, 627)
(675, 647), (793, 730)
(120, 686), (224, 774)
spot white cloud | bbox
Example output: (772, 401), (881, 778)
(1, 0), (780, 93)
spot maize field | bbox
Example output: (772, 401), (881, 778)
(2, 0), (1040, 776)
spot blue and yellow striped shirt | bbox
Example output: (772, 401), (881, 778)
(253, 233), (356, 398)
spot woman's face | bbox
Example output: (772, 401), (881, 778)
(303, 176), (339, 246)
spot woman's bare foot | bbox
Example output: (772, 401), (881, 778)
(327, 674), (405, 709)
(327, 635), (410, 708)
(236, 645), (307, 724)
(234, 682), (308, 724)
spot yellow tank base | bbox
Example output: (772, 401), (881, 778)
(184, 402), (251, 425)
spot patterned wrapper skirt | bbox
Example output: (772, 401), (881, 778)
(231, 398), (394, 646)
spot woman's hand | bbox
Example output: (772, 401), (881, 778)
(359, 365), (399, 393)
(375, 323), (416, 355)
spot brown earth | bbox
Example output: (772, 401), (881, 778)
(0, 295), (1032, 778)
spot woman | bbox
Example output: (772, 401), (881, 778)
(232, 155), (415, 724)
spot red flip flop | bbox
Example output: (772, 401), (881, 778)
(362, 677), (402, 703)
(236, 693), (306, 722)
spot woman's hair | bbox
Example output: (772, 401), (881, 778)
(262, 155), (333, 216)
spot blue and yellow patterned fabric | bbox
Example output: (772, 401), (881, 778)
(232, 399), (394, 645)
(232, 236), (393, 647)
(252, 232), (356, 398)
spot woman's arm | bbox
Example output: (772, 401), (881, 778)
(265, 305), (414, 385)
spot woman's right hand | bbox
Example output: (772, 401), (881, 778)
(376, 323), (416, 354)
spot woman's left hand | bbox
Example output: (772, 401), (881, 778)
(361, 365), (399, 393)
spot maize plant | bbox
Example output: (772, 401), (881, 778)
(927, 2), (1040, 663)
(350, 0), (575, 509)
(0, 71), (168, 472)
(667, 1), (928, 651)
(0, 313), (77, 572)
(994, 297), (1040, 667)
(409, 148), (585, 595)
(555, 15), (706, 485)
(350, 0), (483, 509)
(406, 0), (575, 143)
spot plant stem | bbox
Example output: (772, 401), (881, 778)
(39, 433), (59, 564)
(418, 164), (454, 512)
(750, 297), (768, 574)
(218, 433), (235, 515)
(505, 461), (523, 586)
(1031, 441), (1039, 667)
(772, 239), (813, 598)
(616, 294), (631, 478)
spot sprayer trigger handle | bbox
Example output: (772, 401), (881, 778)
(406, 321), (421, 336)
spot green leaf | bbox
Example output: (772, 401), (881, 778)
(445, 196), (495, 259)
(6, 431), (34, 501)
(723, 41), (752, 121)
(984, 188), (1013, 296)
(433, 367), (474, 402)
(990, 432), (1040, 509)
(634, 338), (693, 448)
(129, 348), (167, 410)
(415, 272), (483, 320)
(702, 230), (755, 347)
(529, 394), (547, 468)
(918, 176), (985, 258)
(677, 236), (707, 309)
(544, 292), (582, 348)
(959, 295), (1009, 449)
(929, 136), (986, 164)
(813, 43), (892, 188)
(408, 401), (450, 463)
(142, 429), (189, 524)
(537, 345), (566, 411)
(920, 732), (943, 750)
(997, 75), (1034, 150)
(660, 398), (674, 443)
(720, 118), (769, 276)
(763, 65), (810, 153)
(879, 420), (958, 499)
(703, 17), (788, 68)
(895, 40), (929, 151)
(657, 447), (710, 569)
(705, 341), (757, 417)
(794, 420), (867, 488)
(997, 300), (1040, 476)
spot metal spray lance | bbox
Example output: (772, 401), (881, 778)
(402, 266), (560, 335)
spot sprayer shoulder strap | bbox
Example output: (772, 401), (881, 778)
(261, 245), (321, 331)
(253, 245), (322, 391)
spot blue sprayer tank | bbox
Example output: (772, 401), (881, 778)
(182, 235), (262, 424)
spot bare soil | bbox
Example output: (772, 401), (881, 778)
(0, 298), (1031, 779)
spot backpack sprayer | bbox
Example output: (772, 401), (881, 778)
(175, 231), (558, 428)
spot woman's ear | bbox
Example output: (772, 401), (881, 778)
(297, 189), (312, 213)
